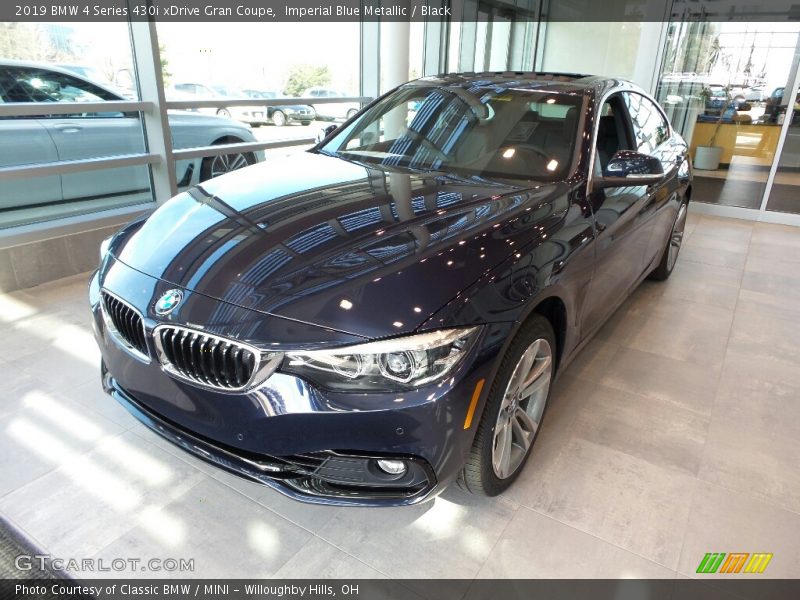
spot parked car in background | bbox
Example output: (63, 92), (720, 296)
(704, 84), (731, 115)
(0, 60), (261, 224)
(92, 72), (692, 506)
(302, 87), (360, 121)
(765, 86), (800, 124)
(744, 85), (767, 103)
(242, 89), (315, 126)
(168, 82), (268, 126)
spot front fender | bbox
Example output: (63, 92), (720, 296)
(420, 188), (596, 382)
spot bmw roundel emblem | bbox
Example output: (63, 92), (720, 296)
(155, 289), (183, 315)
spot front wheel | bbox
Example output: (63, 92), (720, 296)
(458, 315), (556, 496)
(649, 199), (688, 281)
(216, 108), (232, 118)
(346, 108), (358, 119)
(200, 148), (256, 181)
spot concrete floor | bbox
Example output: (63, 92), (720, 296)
(1, 211), (799, 582)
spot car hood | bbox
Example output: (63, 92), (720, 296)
(114, 152), (567, 338)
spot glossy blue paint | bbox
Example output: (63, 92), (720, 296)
(91, 73), (692, 505)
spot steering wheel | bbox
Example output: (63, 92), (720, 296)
(515, 145), (550, 161)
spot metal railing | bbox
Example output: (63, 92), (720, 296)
(0, 95), (370, 184)
(164, 96), (368, 110)
(0, 100), (152, 117)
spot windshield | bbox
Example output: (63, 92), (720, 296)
(213, 85), (245, 97)
(318, 83), (584, 181)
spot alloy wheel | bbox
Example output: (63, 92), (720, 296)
(210, 153), (250, 178)
(667, 202), (688, 271)
(492, 338), (553, 479)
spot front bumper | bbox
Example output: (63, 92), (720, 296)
(90, 264), (504, 506)
(232, 109), (269, 124)
(283, 110), (315, 123)
(105, 370), (437, 506)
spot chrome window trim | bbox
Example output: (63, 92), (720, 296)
(152, 323), (283, 393)
(100, 289), (151, 364)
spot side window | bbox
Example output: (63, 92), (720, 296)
(624, 92), (669, 154)
(595, 94), (634, 173)
(0, 66), (121, 118)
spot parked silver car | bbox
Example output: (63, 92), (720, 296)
(0, 60), (261, 225)
(169, 82), (269, 126)
(302, 87), (360, 121)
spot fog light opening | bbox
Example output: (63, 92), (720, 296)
(376, 459), (407, 476)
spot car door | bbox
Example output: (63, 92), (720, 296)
(622, 91), (681, 267)
(311, 89), (331, 118)
(581, 92), (659, 334)
(23, 66), (150, 203)
(0, 67), (63, 219)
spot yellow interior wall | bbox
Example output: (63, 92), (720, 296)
(690, 122), (782, 167)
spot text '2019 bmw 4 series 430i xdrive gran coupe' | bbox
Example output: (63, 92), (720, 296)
(91, 72), (692, 506)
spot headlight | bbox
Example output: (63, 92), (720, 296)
(281, 327), (480, 392)
(99, 235), (113, 264)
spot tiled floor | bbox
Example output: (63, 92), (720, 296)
(1, 211), (800, 584)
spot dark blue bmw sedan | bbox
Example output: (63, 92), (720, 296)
(91, 72), (692, 506)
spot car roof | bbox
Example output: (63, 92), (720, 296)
(414, 71), (618, 95)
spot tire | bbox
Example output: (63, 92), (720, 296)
(300, 121), (312, 126)
(199, 143), (256, 182)
(649, 199), (688, 281)
(458, 314), (556, 496)
(216, 108), (232, 118)
(346, 108), (358, 119)
(272, 110), (287, 127)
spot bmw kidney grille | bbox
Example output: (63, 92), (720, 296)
(101, 291), (148, 359)
(153, 325), (280, 391)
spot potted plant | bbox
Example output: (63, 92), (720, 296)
(694, 85), (730, 170)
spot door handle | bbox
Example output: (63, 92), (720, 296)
(54, 124), (81, 133)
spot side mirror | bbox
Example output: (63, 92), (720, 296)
(315, 124), (338, 144)
(595, 150), (665, 188)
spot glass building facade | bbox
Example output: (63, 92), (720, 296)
(442, 2), (800, 224)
